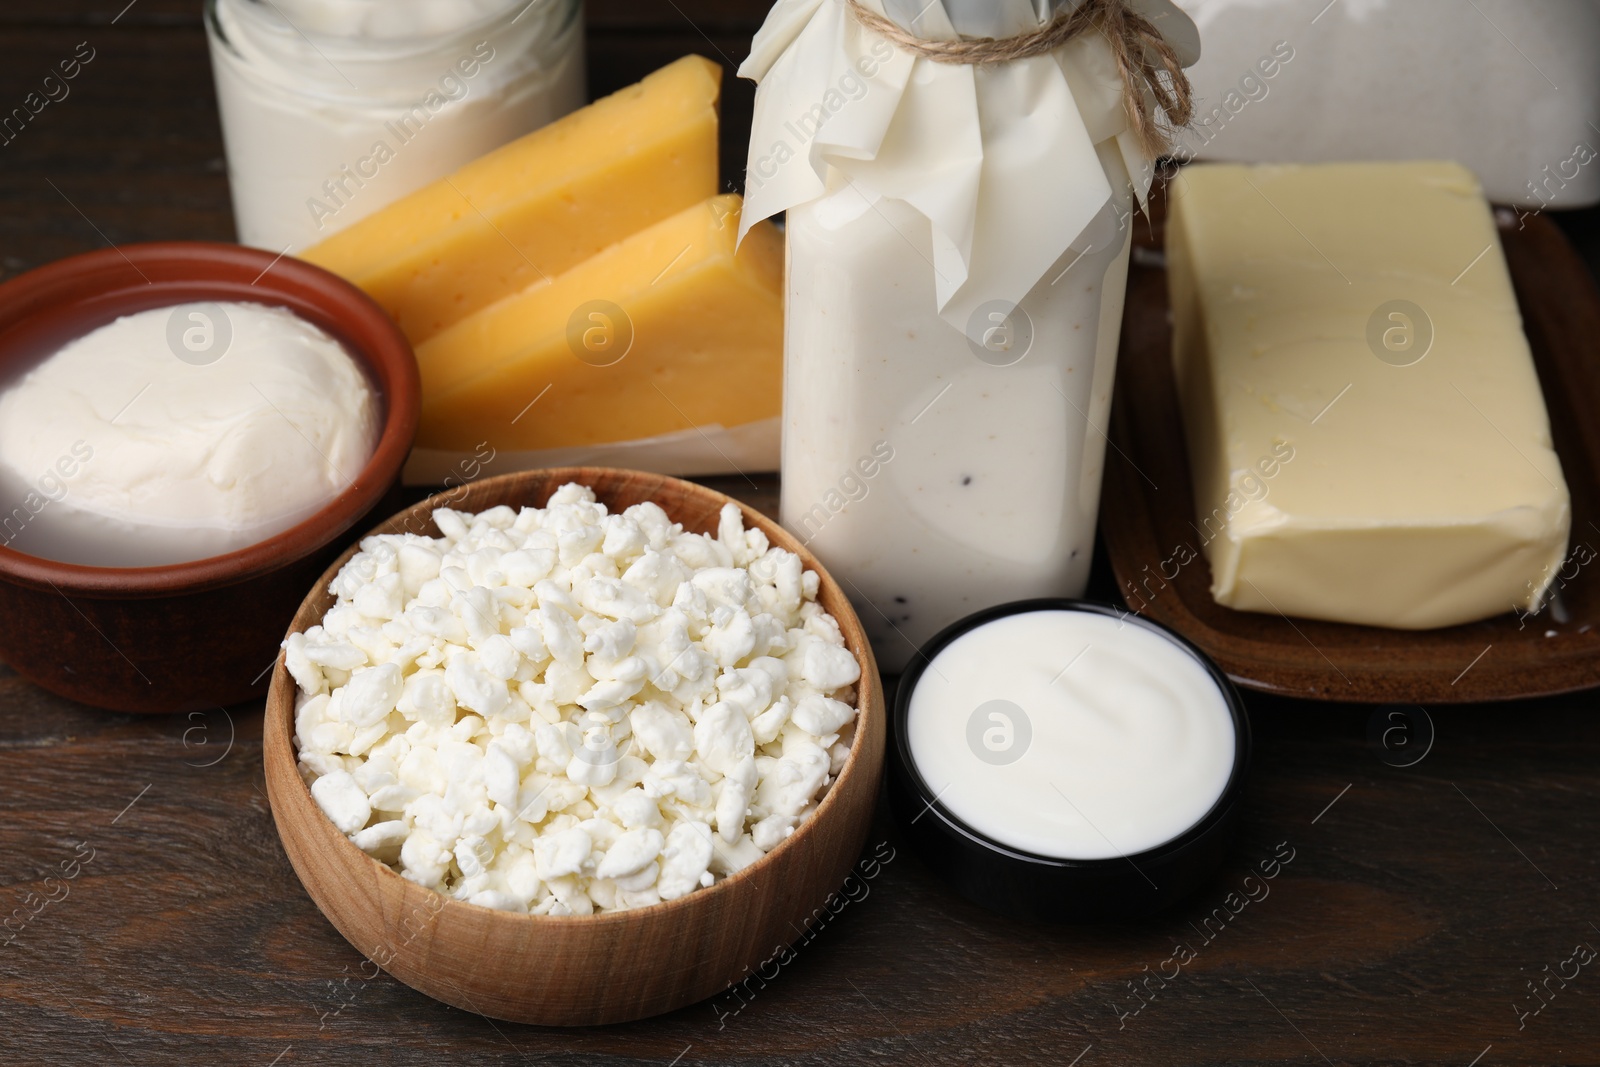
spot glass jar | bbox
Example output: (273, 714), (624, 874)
(205, 0), (584, 252)
(782, 195), (1133, 672)
(741, 0), (1196, 673)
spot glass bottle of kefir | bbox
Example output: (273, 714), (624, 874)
(206, 0), (584, 252)
(740, 0), (1198, 671)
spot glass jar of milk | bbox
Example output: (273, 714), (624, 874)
(206, 0), (584, 253)
(739, 0), (1198, 671)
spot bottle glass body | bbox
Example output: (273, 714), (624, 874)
(781, 193), (1132, 672)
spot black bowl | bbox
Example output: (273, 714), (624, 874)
(888, 598), (1252, 923)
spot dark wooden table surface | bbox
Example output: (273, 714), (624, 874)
(2, 3), (1599, 1064)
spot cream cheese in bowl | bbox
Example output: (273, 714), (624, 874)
(0, 300), (378, 567)
(890, 600), (1250, 921)
(907, 608), (1238, 861)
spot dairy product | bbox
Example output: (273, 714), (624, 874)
(286, 485), (861, 914)
(740, 0), (1197, 673)
(0, 301), (378, 567)
(206, 0), (585, 252)
(1171, 0), (1600, 209)
(784, 195), (1131, 671)
(906, 608), (1237, 860)
(301, 55), (722, 345)
(1167, 161), (1571, 629)
(257, 0), (521, 37)
(401, 417), (782, 487)
(417, 194), (784, 453)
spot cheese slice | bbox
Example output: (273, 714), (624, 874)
(299, 55), (722, 344)
(1166, 161), (1570, 629)
(417, 194), (783, 452)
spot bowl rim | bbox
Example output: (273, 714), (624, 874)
(0, 240), (420, 598)
(890, 597), (1253, 871)
(264, 467), (886, 929)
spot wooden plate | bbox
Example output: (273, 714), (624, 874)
(1100, 187), (1600, 704)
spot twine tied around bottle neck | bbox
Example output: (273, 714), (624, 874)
(844, 0), (1193, 158)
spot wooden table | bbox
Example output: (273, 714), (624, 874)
(2, 3), (1598, 1064)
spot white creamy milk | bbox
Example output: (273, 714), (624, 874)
(783, 195), (1132, 669)
(740, 0), (1198, 671)
(207, 0), (585, 251)
(0, 302), (379, 567)
(906, 609), (1237, 860)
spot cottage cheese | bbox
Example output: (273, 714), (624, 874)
(287, 484), (862, 915)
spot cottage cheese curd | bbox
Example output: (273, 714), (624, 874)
(287, 485), (862, 915)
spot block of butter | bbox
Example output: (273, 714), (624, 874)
(417, 193), (783, 453)
(1167, 161), (1570, 629)
(300, 55), (721, 344)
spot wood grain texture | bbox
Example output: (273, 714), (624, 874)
(4, 663), (1599, 1065)
(0, 2), (1597, 1065)
(264, 468), (886, 1025)
(1101, 179), (1600, 703)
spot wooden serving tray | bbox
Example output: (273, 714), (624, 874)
(1100, 187), (1600, 704)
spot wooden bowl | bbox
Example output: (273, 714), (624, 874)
(264, 468), (886, 1026)
(0, 242), (419, 714)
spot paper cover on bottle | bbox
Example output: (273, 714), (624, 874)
(738, 0), (1198, 330)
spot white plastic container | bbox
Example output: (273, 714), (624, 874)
(1171, 0), (1600, 209)
(740, 0), (1197, 670)
(206, 0), (585, 252)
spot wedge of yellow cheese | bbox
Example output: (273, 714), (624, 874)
(300, 55), (722, 344)
(418, 194), (783, 452)
(1167, 161), (1570, 629)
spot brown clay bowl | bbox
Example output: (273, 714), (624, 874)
(264, 468), (887, 1026)
(0, 241), (419, 713)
